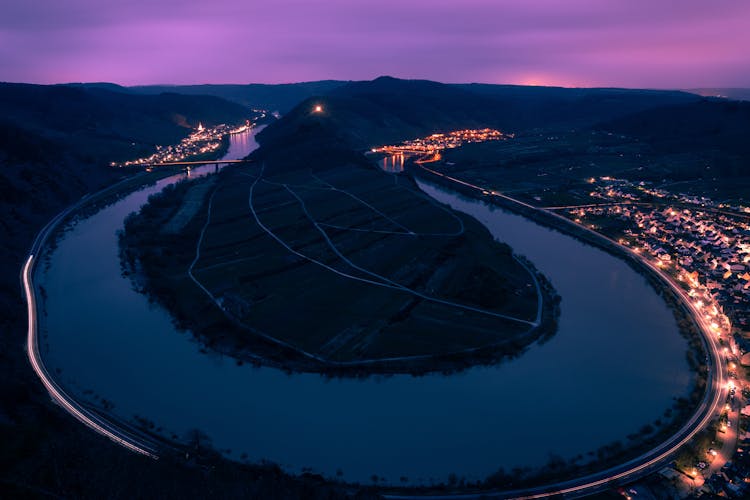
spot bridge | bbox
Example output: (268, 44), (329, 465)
(144, 159), (256, 167)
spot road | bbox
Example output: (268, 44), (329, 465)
(399, 165), (730, 499)
(18, 156), (730, 494)
(21, 175), (163, 459)
(707, 368), (740, 477)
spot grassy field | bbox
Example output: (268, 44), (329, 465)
(121, 158), (556, 372)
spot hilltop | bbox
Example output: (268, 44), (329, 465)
(120, 77), (571, 374)
(67, 76), (702, 136)
(108, 80), (348, 113)
(255, 76), (700, 155)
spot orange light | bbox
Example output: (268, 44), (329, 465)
(313, 105), (323, 113)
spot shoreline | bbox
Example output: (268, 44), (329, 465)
(28, 130), (252, 458)
(28, 142), (721, 498)
(397, 162), (721, 496)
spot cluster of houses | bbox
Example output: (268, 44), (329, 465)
(573, 178), (750, 340)
(571, 178), (750, 498)
(371, 128), (504, 155)
(699, 449), (750, 498)
(112, 122), (243, 168)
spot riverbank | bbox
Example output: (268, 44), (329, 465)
(35, 123), (699, 489)
(408, 162), (715, 495)
(7, 121), (371, 498)
(411, 163), (707, 390)
(39, 139), (236, 265)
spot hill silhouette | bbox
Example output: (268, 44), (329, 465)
(127, 80), (348, 113)
(1, 83), (251, 163)
(601, 98), (750, 154)
(686, 88), (750, 101)
(600, 98), (750, 177)
(255, 76), (701, 169)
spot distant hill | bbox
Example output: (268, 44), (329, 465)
(600, 98), (750, 153)
(127, 81), (348, 113)
(257, 77), (514, 151)
(1, 82), (251, 163)
(599, 98), (750, 176)
(454, 83), (698, 127)
(256, 76), (701, 160)
(74, 78), (700, 129)
(686, 88), (750, 102)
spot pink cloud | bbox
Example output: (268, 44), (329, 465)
(1, 0), (748, 88)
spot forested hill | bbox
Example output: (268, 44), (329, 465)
(255, 76), (702, 165)
(126, 80), (348, 113)
(0, 82), (251, 164)
(600, 98), (750, 157)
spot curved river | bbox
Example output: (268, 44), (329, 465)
(39, 127), (692, 485)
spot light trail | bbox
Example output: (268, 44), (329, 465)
(23, 255), (158, 459)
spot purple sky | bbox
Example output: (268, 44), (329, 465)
(2, 0), (749, 88)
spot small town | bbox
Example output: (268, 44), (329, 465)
(562, 177), (750, 498)
(371, 128), (505, 156)
(112, 121), (251, 168)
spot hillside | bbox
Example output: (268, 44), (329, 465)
(455, 83), (699, 128)
(127, 80), (348, 113)
(256, 76), (701, 155)
(69, 77), (701, 136)
(1, 83), (252, 163)
(121, 77), (566, 374)
(601, 98), (750, 154)
(0, 82), (253, 327)
(600, 98), (750, 177)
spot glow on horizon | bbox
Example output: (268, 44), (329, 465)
(1, 0), (749, 88)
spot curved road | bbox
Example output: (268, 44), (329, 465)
(22, 178), (160, 459)
(400, 166), (728, 499)
(20, 162), (727, 498)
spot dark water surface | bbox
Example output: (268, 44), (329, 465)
(39, 130), (691, 484)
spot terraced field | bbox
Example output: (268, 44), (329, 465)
(121, 160), (557, 372)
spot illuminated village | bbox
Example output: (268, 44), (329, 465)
(558, 177), (750, 495)
(372, 128), (505, 155)
(372, 128), (506, 171)
(567, 177), (750, 336)
(112, 121), (252, 168)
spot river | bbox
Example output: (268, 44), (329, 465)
(38, 126), (692, 486)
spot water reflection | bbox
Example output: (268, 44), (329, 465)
(225, 128), (256, 159)
(380, 153), (405, 172)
